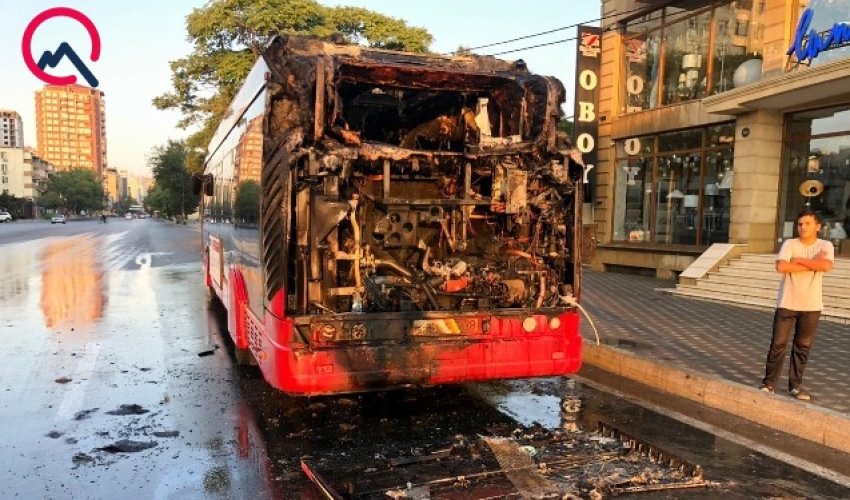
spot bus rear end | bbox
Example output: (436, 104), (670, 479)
(243, 36), (585, 395)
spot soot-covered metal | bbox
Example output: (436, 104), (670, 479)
(262, 36), (584, 319)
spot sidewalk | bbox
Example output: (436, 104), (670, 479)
(579, 269), (850, 414)
(577, 269), (850, 460)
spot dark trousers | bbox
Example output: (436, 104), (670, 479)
(762, 308), (821, 390)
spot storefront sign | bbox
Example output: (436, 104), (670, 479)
(787, 8), (850, 63)
(574, 25), (601, 201)
(622, 138), (641, 185)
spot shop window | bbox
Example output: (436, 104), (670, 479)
(613, 136), (654, 242)
(703, 147), (734, 244)
(712, 2), (763, 94)
(662, 10), (712, 105)
(614, 124), (734, 246)
(621, 1), (765, 112)
(782, 106), (850, 255)
(655, 152), (701, 245)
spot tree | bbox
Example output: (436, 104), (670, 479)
(454, 44), (472, 55)
(153, 0), (433, 162)
(0, 193), (25, 216)
(234, 180), (260, 226)
(147, 140), (199, 219)
(113, 195), (138, 215)
(43, 169), (105, 214)
(38, 192), (63, 211)
(143, 186), (168, 217)
(558, 118), (575, 138)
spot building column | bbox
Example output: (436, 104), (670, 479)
(730, 109), (784, 253)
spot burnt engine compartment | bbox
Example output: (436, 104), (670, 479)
(304, 154), (581, 315)
(264, 38), (583, 315)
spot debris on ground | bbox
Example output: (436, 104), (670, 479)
(301, 422), (713, 498)
(97, 439), (158, 453)
(152, 430), (180, 438)
(55, 376), (72, 384)
(105, 404), (150, 416)
(71, 452), (96, 466)
(198, 345), (220, 357)
(73, 408), (99, 420)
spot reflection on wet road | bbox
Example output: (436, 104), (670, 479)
(40, 236), (106, 329)
(0, 220), (279, 499)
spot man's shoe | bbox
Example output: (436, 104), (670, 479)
(759, 384), (774, 394)
(789, 387), (811, 401)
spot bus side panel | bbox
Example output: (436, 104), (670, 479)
(208, 234), (224, 296)
(229, 268), (250, 350)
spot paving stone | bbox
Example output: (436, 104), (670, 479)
(580, 270), (850, 415)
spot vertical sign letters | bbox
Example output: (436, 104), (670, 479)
(574, 26), (601, 201)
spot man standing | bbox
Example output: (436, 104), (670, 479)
(761, 209), (834, 400)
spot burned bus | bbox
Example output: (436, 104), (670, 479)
(200, 35), (585, 395)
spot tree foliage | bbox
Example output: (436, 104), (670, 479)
(0, 193), (27, 217)
(154, 0), (433, 156)
(558, 118), (575, 139)
(113, 195), (138, 215)
(146, 141), (199, 219)
(233, 180), (260, 225)
(43, 169), (105, 213)
(38, 192), (63, 211)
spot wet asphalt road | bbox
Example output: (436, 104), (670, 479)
(1, 219), (278, 499)
(1, 219), (849, 499)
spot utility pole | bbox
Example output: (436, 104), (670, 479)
(181, 167), (186, 224)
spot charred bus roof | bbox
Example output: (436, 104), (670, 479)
(261, 35), (568, 158)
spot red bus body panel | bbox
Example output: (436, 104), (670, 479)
(254, 305), (581, 396)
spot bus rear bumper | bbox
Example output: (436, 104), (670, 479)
(257, 316), (582, 396)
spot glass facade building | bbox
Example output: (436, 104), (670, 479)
(592, 0), (850, 276)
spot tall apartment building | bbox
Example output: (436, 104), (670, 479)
(0, 110), (24, 147)
(0, 148), (53, 200)
(103, 168), (120, 207)
(126, 175), (152, 203)
(35, 85), (107, 176)
(118, 169), (128, 199)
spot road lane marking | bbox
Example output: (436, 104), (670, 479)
(55, 343), (101, 421)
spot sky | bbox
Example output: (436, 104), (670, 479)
(0, 0), (601, 175)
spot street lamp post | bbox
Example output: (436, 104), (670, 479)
(181, 170), (185, 224)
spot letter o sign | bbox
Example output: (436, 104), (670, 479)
(579, 69), (598, 91)
(624, 138), (641, 156)
(576, 133), (595, 153)
(626, 75), (644, 95)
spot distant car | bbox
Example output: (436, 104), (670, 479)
(0, 211), (12, 223)
(51, 214), (66, 224)
(125, 213), (133, 220)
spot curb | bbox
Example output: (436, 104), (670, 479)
(580, 343), (850, 455)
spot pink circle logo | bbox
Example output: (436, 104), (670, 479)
(22, 7), (101, 87)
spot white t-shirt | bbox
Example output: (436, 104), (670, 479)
(776, 238), (835, 311)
